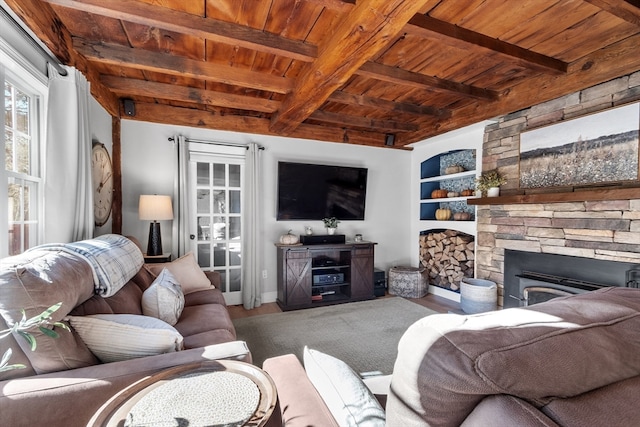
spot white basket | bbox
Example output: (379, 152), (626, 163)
(460, 278), (497, 314)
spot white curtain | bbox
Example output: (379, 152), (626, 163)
(172, 135), (190, 256)
(44, 64), (93, 243)
(242, 143), (263, 309)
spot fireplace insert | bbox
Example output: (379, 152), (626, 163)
(504, 250), (639, 308)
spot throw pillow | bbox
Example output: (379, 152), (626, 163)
(303, 346), (385, 427)
(146, 252), (212, 294)
(66, 314), (184, 363)
(141, 268), (185, 325)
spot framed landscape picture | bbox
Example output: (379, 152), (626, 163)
(519, 102), (640, 189)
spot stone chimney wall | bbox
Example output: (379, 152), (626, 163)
(476, 72), (640, 306)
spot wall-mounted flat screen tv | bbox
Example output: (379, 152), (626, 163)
(277, 161), (368, 220)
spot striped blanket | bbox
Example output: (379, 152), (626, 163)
(32, 234), (144, 297)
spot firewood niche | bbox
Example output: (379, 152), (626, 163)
(419, 230), (474, 292)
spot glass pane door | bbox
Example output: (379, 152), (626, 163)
(190, 157), (243, 305)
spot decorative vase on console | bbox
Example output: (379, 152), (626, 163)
(322, 217), (340, 235)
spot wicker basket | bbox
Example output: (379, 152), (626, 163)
(388, 266), (427, 298)
(460, 278), (497, 314)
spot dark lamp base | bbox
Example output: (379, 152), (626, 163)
(147, 222), (163, 256)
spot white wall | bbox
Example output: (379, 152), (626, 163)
(119, 120), (413, 303)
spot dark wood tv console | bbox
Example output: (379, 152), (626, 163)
(275, 242), (376, 311)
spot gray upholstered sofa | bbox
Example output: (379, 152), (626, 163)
(0, 235), (251, 426)
(264, 287), (640, 426)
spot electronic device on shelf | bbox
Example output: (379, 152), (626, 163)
(313, 272), (345, 285)
(313, 256), (336, 267)
(300, 234), (346, 245)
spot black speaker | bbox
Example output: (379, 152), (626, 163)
(385, 133), (395, 146)
(374, 268), (386, 297)
(123, 98), (136, 117)
(299, 234), (346, 245)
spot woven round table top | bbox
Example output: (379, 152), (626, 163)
(125, 370), (260, 426)
(90, 360), (278, 427)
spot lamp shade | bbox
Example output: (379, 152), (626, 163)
(139, 195), (174, 221)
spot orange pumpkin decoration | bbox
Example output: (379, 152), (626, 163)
(431, 189), (448, 199)
(435, 208), (452, 221)
(460, 189), (474, 197)
(453, 212), (471, 221)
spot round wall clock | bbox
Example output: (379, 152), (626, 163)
(91, 142), (113, 226)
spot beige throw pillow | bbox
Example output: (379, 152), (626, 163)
(67, 314), (184, 363)
(146, 252), (212, 294)
(142, 268), (185, 325)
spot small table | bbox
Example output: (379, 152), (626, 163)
(89, 360), (278, 427)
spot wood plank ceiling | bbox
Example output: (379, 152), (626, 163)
(5, 0), (640, 148)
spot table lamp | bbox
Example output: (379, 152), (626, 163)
(139, 195), (173, 256)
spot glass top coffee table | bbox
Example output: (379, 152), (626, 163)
(89, 360), (278, 427)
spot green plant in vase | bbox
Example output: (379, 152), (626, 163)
(476, 169), (507, 197)
(322, 217), (340, 235)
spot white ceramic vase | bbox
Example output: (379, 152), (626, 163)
(326, 227), (336, 235)
(487, 187), (500, 197)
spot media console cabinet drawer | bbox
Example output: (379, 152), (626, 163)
(353, 246), (373, 256)
(285, 249), (310, 259)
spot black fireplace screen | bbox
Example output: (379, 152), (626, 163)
(504, 250), (640, 308)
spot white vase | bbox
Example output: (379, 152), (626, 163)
(326, 227), (336, 235)
(487, 187), (500, 197)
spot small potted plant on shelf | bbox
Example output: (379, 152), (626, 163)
(322, 217), (340, 235)
(476, 169), (507, 197)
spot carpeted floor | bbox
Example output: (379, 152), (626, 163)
(233, 297), (436, 375)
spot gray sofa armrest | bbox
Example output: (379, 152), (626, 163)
(263, 354), (339, 427)
(0, 341), (251, 427)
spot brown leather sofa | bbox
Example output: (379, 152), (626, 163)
(0, 243), (250, 427)
(264, 287), (640, 426)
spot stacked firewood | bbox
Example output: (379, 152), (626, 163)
(420, 230), (475, 291)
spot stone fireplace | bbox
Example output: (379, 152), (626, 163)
(474, 72), (640, 306)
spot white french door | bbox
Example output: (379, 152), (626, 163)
(189, 151), (244, 305)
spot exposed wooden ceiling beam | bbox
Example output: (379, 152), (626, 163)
(313, 0), (568, 74)
(398, 33), (640, 145)
(307, 0), (356, 13)
(41, 0), (317, 62)
(100, 76), (279, 113)
(128, 101), (409, 149)
(74, 38), (292, 94)
(583, 0), (640, 27)
(356, 62), (500, 100)
(23, 0), (505, 117)
(102, 75), (441, 121)
(3, 0), (119, 116)
(270, 0), (434, 134)
(328, 90), (450, 117)
(405, 14), (568, 74)
(307, 110), (419, 132)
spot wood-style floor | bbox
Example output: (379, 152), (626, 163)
(227, 292), (461, 320)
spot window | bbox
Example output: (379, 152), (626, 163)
(1, 50), (46, 257)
